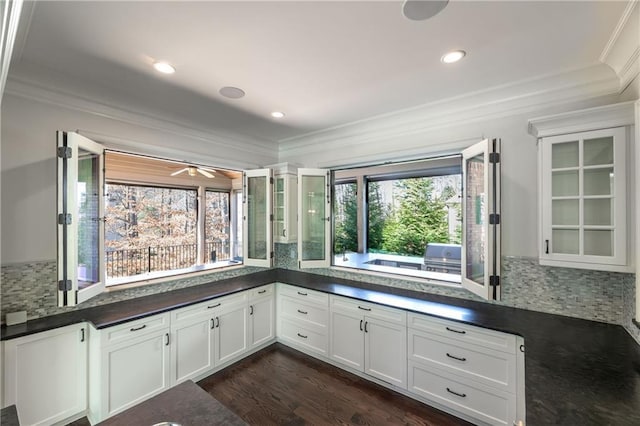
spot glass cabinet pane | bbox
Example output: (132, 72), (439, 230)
(584, 230), (613, 256)
(584, 168), (613, 196)
(300, 175), (326, 261)
(584, 199), (612, 226)
(552, 199), (578, 226)
(552, 229), (579, 254)
(552, 170), (578, 196)
(583, 137), (613, 166)
(77, 148), (101, 287)
(464, 153), (485, 286)
(247, 176), (267, 259)
(552, 141), (579, 168)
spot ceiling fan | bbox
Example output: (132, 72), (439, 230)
(170, 165), (216, 178)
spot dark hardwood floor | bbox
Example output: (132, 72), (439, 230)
(197, 343), (471, 426)
(69, 343), (471, 426)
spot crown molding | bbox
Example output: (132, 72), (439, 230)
(4, 75), (278, 164)
(279, 64), (620, 158)
(0, 0), (24, 104)
(600, 0), (639, 91)
(528, 101), (636, 138)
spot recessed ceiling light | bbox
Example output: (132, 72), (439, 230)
(153, 61), (176, 74)
(441, 50), (466, 64)
(271, 111), (285, 119)
(219, 87), (246, 99)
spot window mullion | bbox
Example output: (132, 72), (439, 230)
(357, 176), (366, 253)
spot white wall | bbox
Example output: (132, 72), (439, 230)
(279, 96), (622, 258)
(0, 93), (278, 264)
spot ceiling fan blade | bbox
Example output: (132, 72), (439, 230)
(198, 169), (215, 178)
(199, 167), (217, 172)
(170, 168), (189, 176)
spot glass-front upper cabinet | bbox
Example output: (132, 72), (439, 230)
(539, 127), (628, 271)
(298, 168), (331, 268)
(271, 163), (298, 244)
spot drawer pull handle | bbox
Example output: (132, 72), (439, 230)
(208, 303), (221, 309)
(446, 326), (466, 334)
(258, 289), (267, 294)
(297, 291), (308, 296)
(297, 333), (308, 339)
(446, 387), (466, 398)
(358, 306), (371, 311)
(446, 353), (467, 362)
(130, 324), (147, 332)
(297, 309), (308, 315)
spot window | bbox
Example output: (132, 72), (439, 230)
(332, 156), (463, 283)
(326, 139), (501, 300)
(57, 131), (245, 305)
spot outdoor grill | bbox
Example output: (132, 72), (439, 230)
(423, 243), (461, 275)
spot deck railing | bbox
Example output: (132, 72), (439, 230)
(106, 241), (230, 278)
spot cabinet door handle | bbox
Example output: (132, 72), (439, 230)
(297, 333), (308, 339)
(297, 291), (308, 296)
(283, 229), (286, 237)
(80, 328), (85, 342)
(250, 305), (254, 315)
(297, 309), (308, 315)
(358, 306), (371, 311)
(130, 324), (147, 332)
(208, 303), (221, 309)
(545, 239), (549, 254)
(446, 326), (466, 335)
(258, 289), (267, 294)
(446, 353), (467, 362)
(359, 319), (363, 331)
(211, 318), (215, 329)
(446, 387), (466, 398)
(165, 333), (170, 346)
(215, 317), (220, 328)
(364, 321), (368, 333)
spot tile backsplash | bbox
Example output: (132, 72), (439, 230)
(3, 244), (638, 346)
(0, 261), (266, 321)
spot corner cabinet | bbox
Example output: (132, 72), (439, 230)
(270, 163), (298, 244)
(530, 102), (635, 272)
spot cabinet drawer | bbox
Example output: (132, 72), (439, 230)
(278, 283), (328, 305)
(171, 292), (247, 324)
(280, 318), (327, 356)
(408, 313), (516, 354)
(331, 295), (406, 325)
(409, 328), (516, 392)
(408, 360), (515, 426)
(248, 284), (274, 300)
(280, 295), (328, 330)
(100, 313), (170, 346)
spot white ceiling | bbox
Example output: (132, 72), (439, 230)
(8, 1), (628, 144)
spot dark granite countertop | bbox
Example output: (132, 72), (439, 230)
(97, 380), (246, 426)
(0, 405), (19, 426)
(2, 268), (640, 425)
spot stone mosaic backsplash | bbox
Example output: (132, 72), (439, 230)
(0, 261), (266, 321)
(3, 243), (637, 346)
(275, 243), (636, 331)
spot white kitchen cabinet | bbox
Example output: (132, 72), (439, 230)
(170, 291), (249, 386)
(277, 283), (329, 356)
(271, 163), (298, 244)
(248, 284), (275, 348)
(407, 312), (525, 426)
(329, 295), (407, 389)
(529, 102), (635, 272)
(2, 323), (87, 426)
(88, 313), (171, 424)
